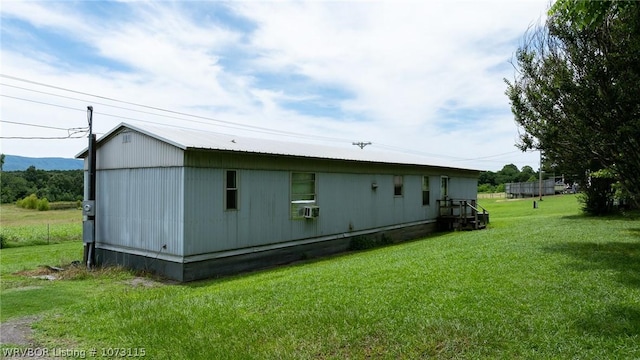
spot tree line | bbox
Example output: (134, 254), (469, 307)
(1, 166), (84, 204)
(478, 164), (548, 193)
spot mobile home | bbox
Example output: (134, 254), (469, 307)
(77, 123), (479, 281)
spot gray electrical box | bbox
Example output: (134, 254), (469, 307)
(83, 220), (95, 243)
(82, 200), (95, 216)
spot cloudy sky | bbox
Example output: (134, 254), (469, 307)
(0, 0), (548, 171)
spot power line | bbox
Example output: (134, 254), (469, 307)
(0, 132), (87, 140)
(1, 94), (85, 113)
(0, 119), (88, 139)
(0, 74), (535, 165)
(1, 76), (467, 161)
(0, 74), (355, 143)
(0, 119), (85, 132)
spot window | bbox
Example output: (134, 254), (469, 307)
(394, 175), (403, 196)
(291, 172), (316, 218)
(122, 133), (131, 143)
(225, 170), (238, 210)
(422, 176), (430, 205)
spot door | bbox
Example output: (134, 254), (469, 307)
(441, 176), (449, 200)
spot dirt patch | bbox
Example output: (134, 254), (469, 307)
(125, 277), (162, 287)
(14, 267), (56, 277)
(0, 315), (40, 346)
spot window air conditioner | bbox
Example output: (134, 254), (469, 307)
(303, 205), (320, 218)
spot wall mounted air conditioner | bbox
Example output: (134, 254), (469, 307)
(303, 205), (320, 219)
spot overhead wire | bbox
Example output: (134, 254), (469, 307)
(0, 119), (89, 139)
(0, 119), (85, 132)
(0, 75), (355, 143)
(0, 74), (534, 165)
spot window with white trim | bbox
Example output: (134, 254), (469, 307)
(291, 172), (316, 218)
(422, 176), (430, 205)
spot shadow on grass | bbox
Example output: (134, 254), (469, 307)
(576, 305), (640, 337)
(562, 211), (640, 221)
(545, 241), (640, 288)
(545, 241), (640, 338)
(185, 231), (454, 288)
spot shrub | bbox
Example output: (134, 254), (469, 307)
(17, 194), (39, 209)
(478, 184), (495, 193)
(15, 194), (54, 211)
(49, 201), (80, 210)
(37, 198), (50, 211)
(0, 233), (6, 249)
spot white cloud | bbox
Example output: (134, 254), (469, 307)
(0, 0), (547, 170)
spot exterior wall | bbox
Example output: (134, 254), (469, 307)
(95, 167), (185, 259)
(181, 164), (477, 258)
(447, 176), (479, 200)
(96, 129), (184, 170)
(87, 129), (479, 280)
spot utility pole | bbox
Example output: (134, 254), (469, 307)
(352, 141), (372, 149)
(539, 150), (543, 201)
(82, 106), (97, 269)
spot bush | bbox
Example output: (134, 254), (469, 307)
(37, 198), (50, 211)
(16, 194), (52, 211)
(49, 201), (80, 210)
(17, 194), (39, 209)
(0, 233), (6, 249)
(478, 184), (495, 193)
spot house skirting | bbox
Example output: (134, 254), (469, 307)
(96, 220), (437, 282)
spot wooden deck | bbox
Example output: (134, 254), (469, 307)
(437, 199), (489, 231)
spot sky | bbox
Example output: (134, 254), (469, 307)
(0, 0), (549, 171)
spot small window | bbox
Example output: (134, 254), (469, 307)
(225, 170), (238, 210)
(394, 175), (403, 196)
(291, 172), (316, 218)
(422, 176), (430, 206)
(122, 133), (131, 143)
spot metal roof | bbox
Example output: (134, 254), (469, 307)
(77, 122), (479, 172)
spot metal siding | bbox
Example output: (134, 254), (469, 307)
(96, 167), (184, 256)
(183, 168), (292, 256)
(182, 168), (444, 256)
(449, 176), (479, 200)
(183, 167), (223, 255)
(97, 130), (183, 169)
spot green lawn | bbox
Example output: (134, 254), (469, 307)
(0, 205), (82, 247)
(1, 195), (639, 359)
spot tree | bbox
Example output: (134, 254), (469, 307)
(0, 169), (83, 204)
(518, 166), (537, 183)
(505, 0), (640, 211)
(495, 164), (520, 185)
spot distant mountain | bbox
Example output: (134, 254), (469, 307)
(1, 154), (83, 171)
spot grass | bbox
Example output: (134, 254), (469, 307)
(0, 204), (82, 247)
(1, 195), (639, 359)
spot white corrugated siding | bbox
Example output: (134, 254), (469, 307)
(96, 167), (184, 256)
(181, 168), (474, 257)
(96, 130), (183, 169)
(183, 168), (292, 255)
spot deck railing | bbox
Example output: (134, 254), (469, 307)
(437, 198), (489, 230)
